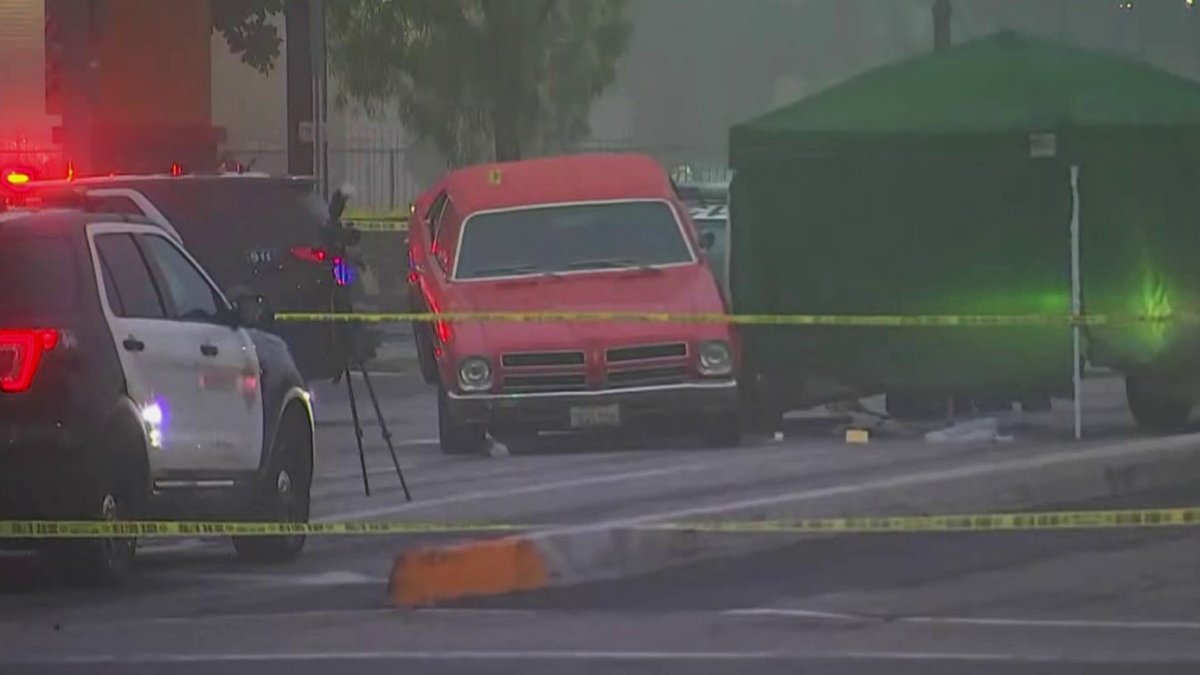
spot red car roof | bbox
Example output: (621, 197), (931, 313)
(443, 153), (676, 215)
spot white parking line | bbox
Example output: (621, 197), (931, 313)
(138, 540), (217, 555)
(314, 454), (795, 522)
(543, 432), (1200, 534)
(724, 608), (866, 622)
(904, 615), (1200, 632)
(8, 649), (1158, 665)
(7, 651), (783, 665)
(157, 570), (383, 588)
(315, 439), (439, 481)
(316, 431), (1182, 527)
(347, 371), (415, 379)
(727, 608), (1200, 633)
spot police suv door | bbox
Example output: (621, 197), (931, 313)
(89, 225), (208, 467)
(135, 231), (265, 474)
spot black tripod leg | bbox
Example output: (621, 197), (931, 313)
(357, 365), (412, 502)
(344, 364), (371, 497)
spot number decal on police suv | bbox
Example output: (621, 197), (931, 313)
(247, 248), (276, 265)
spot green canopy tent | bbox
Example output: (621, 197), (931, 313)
(729, 31), (1200, 433)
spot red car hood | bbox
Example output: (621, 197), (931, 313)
(444, 264), (729, 353)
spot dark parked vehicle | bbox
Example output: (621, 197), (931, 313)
(12, 173), (371, 381)
(0, 208), (315, 585)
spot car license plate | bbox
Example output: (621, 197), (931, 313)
(570, 404), (621, 428)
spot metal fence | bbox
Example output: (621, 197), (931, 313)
(547, 138), (731, 185)
(335, 145), (419, 212)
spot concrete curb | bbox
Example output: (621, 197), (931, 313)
(388, 433), (1200, 606)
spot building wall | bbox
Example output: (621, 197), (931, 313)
(2, 0), (221, 173)
(0, 0), (56, 152)
(94, 0), (212, 128)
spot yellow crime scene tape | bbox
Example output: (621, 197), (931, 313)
(344, 212), (410, 233)
(3, 506), (1199, 539)
(344, 218), (409, 233)
(273, 310), (1198, 328)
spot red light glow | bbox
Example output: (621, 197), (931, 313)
(2, 167), (35, 192)
(290, 246), (329, 263)
(424, 290), (452, 344)
(0, 329), (59, 393)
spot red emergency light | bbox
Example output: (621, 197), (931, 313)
(2, 166), (35, 192)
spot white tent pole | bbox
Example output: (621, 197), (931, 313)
(1070, 165), (1083, 441)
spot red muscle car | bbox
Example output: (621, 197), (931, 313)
(408, 153), (739, 454)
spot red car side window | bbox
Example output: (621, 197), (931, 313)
(433, 199), (460, 273)
(426, 191), (449, 244)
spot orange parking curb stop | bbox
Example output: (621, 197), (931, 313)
(388, 536), (550, 606)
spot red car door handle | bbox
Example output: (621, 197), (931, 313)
(200, 344), (219, 357)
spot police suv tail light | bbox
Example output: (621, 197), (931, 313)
(697, 340), (733, 377)
(457, 356), (493, 392)
(0, 329), (60, 393)
(290, 245), (328, 263)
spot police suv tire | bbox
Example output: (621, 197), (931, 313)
(233, 413), (312, 563)
(438, 387), (486, 455)
(704, 413), (742, 448)
(1126, 375), (1192, 434)
(48, 468), (138, 587)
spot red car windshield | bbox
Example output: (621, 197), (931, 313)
(454, 200), (693, 280)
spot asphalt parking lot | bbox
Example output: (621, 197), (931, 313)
(4, 362), (1200, 674)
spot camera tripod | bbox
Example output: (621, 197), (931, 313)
(320, 185), (411, 501)
(327, 254), (411, 501)
(334, 354), (411, 501)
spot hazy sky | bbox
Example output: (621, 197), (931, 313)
(617, 0), (1200, 157)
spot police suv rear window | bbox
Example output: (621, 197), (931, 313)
(126, 179), (328, 277)
(0, 234), (79, 319)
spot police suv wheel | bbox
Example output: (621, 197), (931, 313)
(48, 479), (137, 586)
(233, 416), (312, 563)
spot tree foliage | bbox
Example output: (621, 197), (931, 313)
(328, 0), (633, 165)
(211, 0), (285, 74)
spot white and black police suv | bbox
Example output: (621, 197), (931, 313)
(0, 208), (315, 585)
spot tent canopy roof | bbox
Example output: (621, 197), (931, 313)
(732, 31), (1200, 165)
